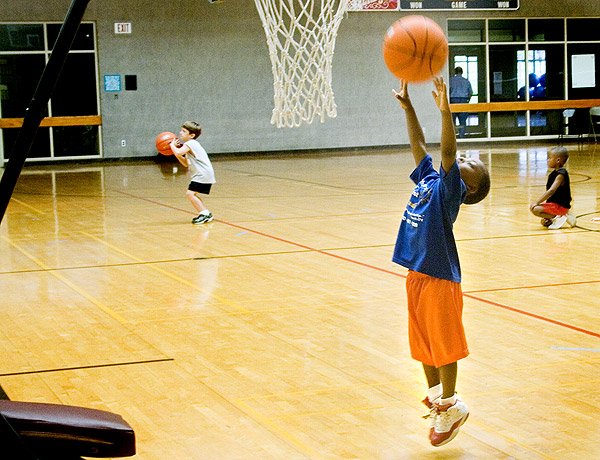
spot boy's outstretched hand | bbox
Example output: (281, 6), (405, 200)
(393, 80), (412, 110)
(432, 76), (451, 112)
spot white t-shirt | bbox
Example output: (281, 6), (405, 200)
(185, 139), (215, 184)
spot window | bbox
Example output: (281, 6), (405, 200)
(0, 55), (47, 118)
(488, 19), (525, 43)
(528, 19), (564, 42)
(448, 18), (600, 140)
(454, 55), (479, 103)
(448, 20), (484, 43)
(566, 18), (600, 42)
(47, 23), (94, 51)
(0, 24), (44, 51)
(517, 50), (546, 100)
(0, 22), (100, 161)
(490, 45), (525, 102)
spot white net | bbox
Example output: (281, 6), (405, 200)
(254, 0), (349, 128)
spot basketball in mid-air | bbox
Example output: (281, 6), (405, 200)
(382, 15), (448, 83)
(155, 132), (177, 155)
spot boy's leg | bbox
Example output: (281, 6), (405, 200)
(430, 361), (469, 447)
(530, 204), (554, 220)
(531, 205), (555, 226)
(422, 363), (440, 388)
(422, 364), (442, 438)
(438, 362), (457, 398)
(186, 190), (207, 213)
(407, 272), (468, 445)
(186, 190), (213, 224)
(457, 112), (468, 138)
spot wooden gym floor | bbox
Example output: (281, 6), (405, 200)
(0, 142), (599, 459)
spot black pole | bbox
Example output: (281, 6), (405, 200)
(0, 413), (40, 460)
(0, 0), (92, 225)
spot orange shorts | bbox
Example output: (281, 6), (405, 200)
(406, 270), (469, 367)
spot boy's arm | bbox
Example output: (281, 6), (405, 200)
(432, 77), (457, 173)
(170, 140), (190, 167)
(393, 80), (427, 166)
(530, 173), (565, 208)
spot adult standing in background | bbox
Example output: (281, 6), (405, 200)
(449, 67), (473, 139)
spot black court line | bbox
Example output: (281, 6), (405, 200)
(568, 211), (600, 232)
(0, 358), (174, 377)
(0, 250), (316, 275)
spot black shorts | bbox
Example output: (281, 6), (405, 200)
(188, 182), (212, 195)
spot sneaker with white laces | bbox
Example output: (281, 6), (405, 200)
(421, 396), (440, 439)
(548, 214), (568, 229)
(566, 211), (577, 227)
(430, 398), (470, 447)
(192, 212), (213, 224)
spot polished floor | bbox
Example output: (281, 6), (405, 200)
(0, 142), (599, 459)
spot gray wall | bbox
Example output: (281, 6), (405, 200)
(2, 1), (600, 158)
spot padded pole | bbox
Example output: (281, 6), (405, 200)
(0, 0), (92, 224)
(0, 412), (39, 460)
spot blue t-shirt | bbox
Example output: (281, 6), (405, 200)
(392, 155), (466, 283)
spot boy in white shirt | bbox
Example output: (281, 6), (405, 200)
(170, 121), (216, 224)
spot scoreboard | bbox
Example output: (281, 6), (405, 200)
(399, 0), (519, 10)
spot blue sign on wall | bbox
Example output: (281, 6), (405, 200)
(104, 75), (121, 92)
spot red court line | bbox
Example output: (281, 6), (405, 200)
(463, 294), (600, 339)
(118, 191), (600, 340)
(465, 279), (600, 293)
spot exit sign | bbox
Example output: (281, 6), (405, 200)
(114, 23), (132, 34)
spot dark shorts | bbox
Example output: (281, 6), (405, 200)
(188, 182), (212, 195)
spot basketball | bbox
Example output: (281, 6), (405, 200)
(155, 131), (177, 155)
(382, 15), (448, 83)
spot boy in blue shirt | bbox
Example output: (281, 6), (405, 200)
(392, 77), (490, 447)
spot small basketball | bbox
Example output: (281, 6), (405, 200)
(155, 132), (177, 155)
(383, 15), (448, 83)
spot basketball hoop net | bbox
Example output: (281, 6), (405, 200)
(254, 0), (349, 128)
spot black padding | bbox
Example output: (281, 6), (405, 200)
(0, 401), (135, 458)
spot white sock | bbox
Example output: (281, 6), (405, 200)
(200, 209), (211, 216)
(440, 393), (458, 406)
(427, 384), (442, 402)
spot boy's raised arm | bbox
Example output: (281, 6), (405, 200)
(432, 77), (457, 173)
(394, 80), (427, 167)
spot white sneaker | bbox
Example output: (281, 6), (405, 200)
(548, 214), (568, 229)
(566, 211), (577, 227)
(421, 396), (440, 438)
(430, 398), (470, 447)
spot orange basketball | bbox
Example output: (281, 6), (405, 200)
(383, 16), (448, 83)
(155, 131), (177, 156)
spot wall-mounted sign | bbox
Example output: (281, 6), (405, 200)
(347, 0), (398, 11)
(571, 54), (596, 89)
(114, 23), (131, 34)
(104, 75), (121, 92)
(399, 0), (519, 10)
